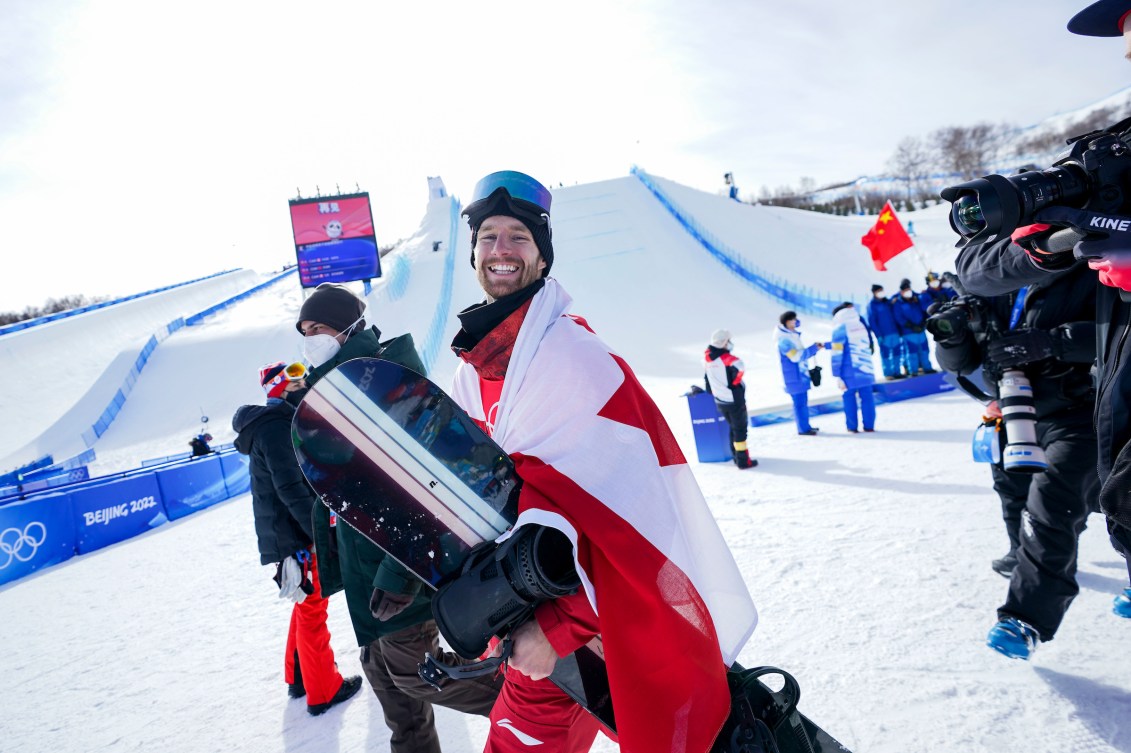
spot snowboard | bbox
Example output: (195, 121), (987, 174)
(291, 357), (615, 732)
(292, 357), (852, 751)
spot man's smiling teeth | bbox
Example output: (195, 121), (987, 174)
(490, 264), (518, 274)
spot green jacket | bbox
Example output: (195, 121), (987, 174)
(306, 326), (434, 645)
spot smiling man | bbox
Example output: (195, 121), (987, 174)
(448, 171), (757, 753)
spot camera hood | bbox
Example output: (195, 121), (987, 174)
(942, 174), (1023, 248)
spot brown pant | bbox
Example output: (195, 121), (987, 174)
(361, 620), (503, 753)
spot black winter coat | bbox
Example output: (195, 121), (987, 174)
(956, 237), (1131, 529)
(232, 399), (317, 564)
(936, 261), (1097, 421)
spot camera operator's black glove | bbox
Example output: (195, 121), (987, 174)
(986, 329), (1062, 369)
(1012, 220), (1086, 270)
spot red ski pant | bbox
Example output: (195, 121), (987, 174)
(282, 550), (343, 706)
(483, 670), (605, 753)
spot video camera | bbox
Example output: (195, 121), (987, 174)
(925, 284), (1048, 473)
(924, 292), (993, 344)
(941, 118), (1131, 248)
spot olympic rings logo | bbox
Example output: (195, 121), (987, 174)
(0, 522), (47, 569)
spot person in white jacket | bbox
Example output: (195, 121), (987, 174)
(829, 302), (877, 433)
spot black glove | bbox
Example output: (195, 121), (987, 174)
(369, 588), (415, 621)
(986, 329), (1061, 368)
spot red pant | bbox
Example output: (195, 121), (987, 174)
(283, 550), (343, 706)
(483, 670), (604, 753)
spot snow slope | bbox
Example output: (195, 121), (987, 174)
(1, 175), (1128, 753)
(0, 269), (259, 465)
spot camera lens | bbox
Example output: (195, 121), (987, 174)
(951, 195), (986, 236)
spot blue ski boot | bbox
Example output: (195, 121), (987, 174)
(1115, 588), (1131, 618)
(987, 617), (1039, 660)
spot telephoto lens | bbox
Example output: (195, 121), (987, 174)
(997, 370), (1049, 473)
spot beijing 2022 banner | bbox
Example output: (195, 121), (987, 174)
(289, 193), (381, 287)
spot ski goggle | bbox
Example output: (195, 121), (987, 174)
(264, 362), (307, 391)
(463, 171), (552, 222)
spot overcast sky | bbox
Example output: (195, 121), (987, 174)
(2, 0), (1128, 310)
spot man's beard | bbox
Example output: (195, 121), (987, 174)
(477, 259), (542, 301)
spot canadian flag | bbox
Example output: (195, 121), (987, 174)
(453, 279), (757, 752)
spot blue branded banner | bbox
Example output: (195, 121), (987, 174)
(686, 392), (733, 463)
(158, 455), (229, 521)
(0, 492), (77, 586)
(71, 474), (167, 554)
(219, 452), (250, 497)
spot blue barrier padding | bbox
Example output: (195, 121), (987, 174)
(19, 466), (89, 493)
(141, 452), (193, 467)
(0, 492), (77, 586)
(157, 454), (229, 521)
(0, 269), (240, 338)
(873, 371), (955, 403)
(686, 392), (733, 463)
(745, 373), (957, 430)
(70, 474), (167, 555)
(630, 167), (861, 318)
(220, 452), (250, 498)
(0, 455), (54, 487)
(748, 395), (846, 428)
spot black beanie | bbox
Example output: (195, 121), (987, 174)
(295, 283), (366, 334)
(465, 192), (554, 277)
(899, 278), (912, 290)
(871, 284), (884, 293)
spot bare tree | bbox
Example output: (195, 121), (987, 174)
(887, 136), (933, 203)
(932, 122), (1012, 180)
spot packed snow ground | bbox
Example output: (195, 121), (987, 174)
(1, 175), (1129, 753)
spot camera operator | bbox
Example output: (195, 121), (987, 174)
(947, 0), (1131, 623)
(929, 268), (1099, 659)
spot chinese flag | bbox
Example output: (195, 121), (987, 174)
(861, 200), (914, 271)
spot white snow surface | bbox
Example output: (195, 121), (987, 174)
(1, 176), (1129, 753)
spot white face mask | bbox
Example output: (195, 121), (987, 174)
(303, 334), (341, 367)
(901, 290), (913, 299)
(874, 291), (885, 299)
(303, 313), (364, 367)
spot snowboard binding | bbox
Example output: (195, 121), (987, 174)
(714, 665), (829, 753)
(419, 523), (581, 686)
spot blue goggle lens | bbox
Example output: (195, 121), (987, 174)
(467, 171), (552, 215)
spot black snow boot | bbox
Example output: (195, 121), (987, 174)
(288, 651), (305, 699)
(308, 675), (363, 716)
(734, 449), (758, 469)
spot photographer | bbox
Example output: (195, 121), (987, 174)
(929, 268), (1099, 659)
(950, 0), (1131, 622)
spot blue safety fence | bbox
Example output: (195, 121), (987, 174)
(0, 269), (241, 338)
(67, 269), (297, 456)
(185, 267), (298, 326)
(419, 197), (461, 375)
(384, 254), (412, 302)
(0, 448), (250, 587)
(630, 166), (861, 318)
